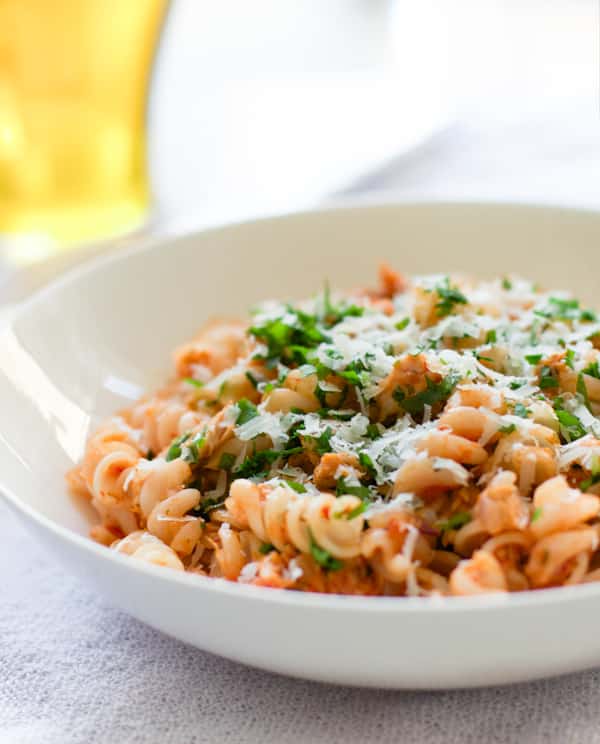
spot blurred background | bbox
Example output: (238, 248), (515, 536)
(0, 0), (597, 289)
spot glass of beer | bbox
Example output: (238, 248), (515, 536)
(0, 0), (168, 250)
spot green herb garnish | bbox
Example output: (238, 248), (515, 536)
(358, 451), (376, 477)
(183, 433), (206, 465)
(393, 372), (460, 418)
(435, 278), (468, 317)
(513, 403), (530, 418)
(438, 512), (472, 533)
(334, 501), (367, 520)
(582, 360), (600, 379)
(581, 457), (600, 492)
(339, 361), (371, 389)
(531, 507), (543, 523)
(309, 532), (343, 571)
(166, 432), (190, 462)
(285, 480), (307, 494)
(233, 446), (303, 478)
(190, 496), (226, 519)
(235, 398), (259, 425)
(539, 366), (557, 389)
(335, 478), (371, 501)
(306, 427), (334, 455)
(534, 297), (596, 323)
(366, 423), (382, 440)
(395, 317), (410, 331)
(577, 373), (592, 411)
(250, 308), (329, 364)
(553, 399), (587, 442)
(183, 377), (204, 388)
(245, 370), (259, 389)
(525, 354), (543, 365)
(218, 452), (236, 471)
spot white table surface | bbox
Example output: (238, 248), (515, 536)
(3, 2), (600, 742)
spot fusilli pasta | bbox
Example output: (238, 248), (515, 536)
(68, 266), (600, 596)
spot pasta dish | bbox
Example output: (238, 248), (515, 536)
(68, 266), (600, 596)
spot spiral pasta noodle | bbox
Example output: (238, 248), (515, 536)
(224, 480), (364, 560)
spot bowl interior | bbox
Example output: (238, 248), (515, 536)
(1, 201), (599, 536)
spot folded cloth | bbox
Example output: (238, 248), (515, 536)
(2, 502), (600, 744)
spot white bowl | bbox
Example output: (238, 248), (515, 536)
(2, 202), (600, 690)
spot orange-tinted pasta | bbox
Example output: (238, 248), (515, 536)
(68, 268), (600, 596)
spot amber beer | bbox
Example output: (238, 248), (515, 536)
(0, 0), (167, 245)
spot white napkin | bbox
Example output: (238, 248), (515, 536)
(3, 500), (600, 744)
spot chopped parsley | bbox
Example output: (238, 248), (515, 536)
(395, 317), (410, 331)
(553, 398), (587, 442)
(525, 353), (543, 365)
(366, 423), (382, 440)
(245, 370), (259, 389)
(307, 427), (334, 455)
(233, 446), (303, 478)
(285, 480), (307, 494)
(539, 366), (557, 389)
(393, 372), (459, 418)
(259, 542), (275, 555)
(190, 496), (226, 519)
(499, 423), (517, 434)
(582, 360), (600, 379)
(438, 512), (472, 533)
(485, 329), (497, 345)
(435, 278), (468, 317)
(531, 507), (543, 523)
(335, 478), (371, 501)
(502, 277), (512, 290)
(565, 349), (576, 370)
(183, 377), (204, 388)
(577, 373), (592, 411)
(166, 432), (190, 462)
(473, 351), (494, 363)
(334, 501), (367, 520)
(534, 296), (596, 323)
(218, 452), (236, 471)
(581, 456), (600, 492)
(249, 308), (329, 364)
(182, 433), (206, 465)
(358, 451), (376, 477)
(314, 381), (328, 407)
(513, 403), (530, 418)
(309, 532), (343, 571)
(236, 398), (259, 425)
(339, 360), (371, 388)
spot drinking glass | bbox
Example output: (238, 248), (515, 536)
(0, 0), (168, 250)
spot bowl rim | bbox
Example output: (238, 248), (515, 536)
(4, 198), (600, 615)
